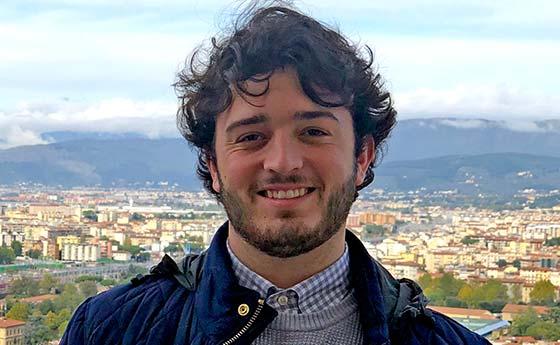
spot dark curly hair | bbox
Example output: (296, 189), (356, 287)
(175, 2), (396, 199)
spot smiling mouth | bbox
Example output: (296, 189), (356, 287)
(257, 188), (316, 200)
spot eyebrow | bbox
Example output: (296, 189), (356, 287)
(294, 111), (339, 123)
(225, 111), (340, 133)
(225, 114), (268, 133)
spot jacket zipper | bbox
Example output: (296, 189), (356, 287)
(222, 299), (265, 345)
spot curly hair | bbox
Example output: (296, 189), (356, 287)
(175, 2), (396, 199)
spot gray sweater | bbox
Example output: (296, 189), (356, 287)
(252, 292), (364, 344)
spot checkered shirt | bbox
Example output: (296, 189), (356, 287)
(227, 241), (352, 315)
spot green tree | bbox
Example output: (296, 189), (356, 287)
(510, 308), (539, 336)
(512, 259), (521, 269)
(26, 249), (42, 259)
(530, 280), (556, 305)
(9, 276), (40, 297)
(39, 273), (58, 293)
(0, 245), (15, 264)
(100, 279), (117, 287)
(496, 259), (507, 268)
(457, 284), (475, 305)
(6, 302), (30, 321)
(460, 236), (478, 245)
(364, 224), (386, 236)
(526, 321), (560, 340)
(75, 275), (102, 283)
(82, 210), (98, 221)
(418, 273), (432, 289)
(24, 315), (56, 344)
(78, 280), (98, 298)
(544, 237), (560, 246)
(53, 284), (83, 312)
(130, 212), (145, 221)
(10, 240), (23, 256)
(164, 243), (182, 253)
(38, 300), (55, 315)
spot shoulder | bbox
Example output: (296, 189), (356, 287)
(397, 309), (491, 345)
(61, 275), (194, 345)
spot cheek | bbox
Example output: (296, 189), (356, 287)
(219, 157), (258, 189)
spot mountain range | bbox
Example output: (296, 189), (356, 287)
(1, 118), (559, 194)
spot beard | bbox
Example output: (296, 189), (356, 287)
(218, 169), (357, 258)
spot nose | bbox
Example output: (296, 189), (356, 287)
(262, 133), (303, 174)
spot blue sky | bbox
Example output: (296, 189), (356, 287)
(1, 0), (559, 148)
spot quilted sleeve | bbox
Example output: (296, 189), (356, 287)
(397, 310), (492, 345)
(60, 297), (93, 345)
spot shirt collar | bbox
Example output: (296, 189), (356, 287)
(227, 240), (352, 314)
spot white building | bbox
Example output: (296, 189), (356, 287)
(62, 244), (100, 262)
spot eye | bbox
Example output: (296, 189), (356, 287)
(304, 128), (329, 137)
(237, 133), (264, 143)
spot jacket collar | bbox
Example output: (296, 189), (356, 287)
(194, 222), (392, 345)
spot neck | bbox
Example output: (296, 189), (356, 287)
(227, 224), (346, 289)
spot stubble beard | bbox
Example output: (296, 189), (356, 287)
(218, 170), (357, 258)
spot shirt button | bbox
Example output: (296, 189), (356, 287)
(277, 295), (289, 305)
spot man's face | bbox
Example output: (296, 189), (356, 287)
(209, 68), (374, 258)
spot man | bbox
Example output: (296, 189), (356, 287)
(62, 4), (490, 345)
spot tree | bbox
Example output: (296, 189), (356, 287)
(26, 249), (42, 259)
(82, 210), (97, 221)
(418, 273), (432, 289)
(530, 280), (556, 305)
(11, 240), (23, 256)
(512, 259), (521, 269)
(510, 308), (539, 336)
(511, 284), (523, 303)
(526, 321), (560, 340)
(460, 236), (478, 245)
(130, 212), (145, 221)
(9, 276), (40, 297)
(53, 284), (83, 312)
(39, 273), (58, 293)
(457, 285), (475, 305)
(544, 237), (560, 246)
(100, 279), (117, 287)
(496, 259), (507, 268)
(24, 315), (56, 345)
(75, 275), (102, 283)
(6, 302), (30, 321)
(0, 246), (15, 264)
(39, 300), (55, 315)
(164, 243), (182, 254)
(364, 224), (386, 236)
(79, 280), (98, 298)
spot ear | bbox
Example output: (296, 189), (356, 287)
(355, 135), (375, 186)
(207, 156), (221, 193)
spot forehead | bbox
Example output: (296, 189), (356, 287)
(218, 68), (352, 127)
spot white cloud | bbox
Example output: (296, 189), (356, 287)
(394, 84), (560, 120)
(0, 98), (178, 149)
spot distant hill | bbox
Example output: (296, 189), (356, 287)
(375, 153), (560, 195)
(385, 118), (560, 161)
(0, 138), (200, 189)
(1, 118), (560, 194)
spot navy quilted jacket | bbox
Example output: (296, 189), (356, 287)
(61, 223), (491, 345)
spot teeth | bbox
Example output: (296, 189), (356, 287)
(265, 188), (310, 199)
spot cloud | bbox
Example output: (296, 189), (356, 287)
(394, 84), (560, 120)
(0, 98), (178, 149)
(0, 123), (50, 149)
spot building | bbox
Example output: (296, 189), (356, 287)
(0, 318), (25, 345)
(61, 244), (100, 262)
(112, 251), (132, 262)
(501, 304), (549, 322)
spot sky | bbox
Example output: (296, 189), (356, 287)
(1, 0), (559, 149)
